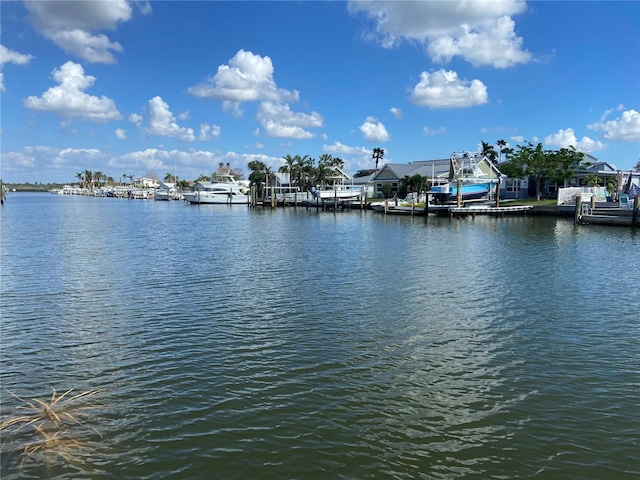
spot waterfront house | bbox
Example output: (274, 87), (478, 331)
(369, 156), (501, 199)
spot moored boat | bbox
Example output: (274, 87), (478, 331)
(182, 175), (249, 205)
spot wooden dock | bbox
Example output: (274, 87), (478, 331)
(574, 196), (639, 227)
(441, 205), (533, 217)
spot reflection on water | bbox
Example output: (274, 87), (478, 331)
(1, 194), (639, 479)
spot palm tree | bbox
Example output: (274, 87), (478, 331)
(127, 174), (134, 186)
(497, 139), (508, 164)
(294, 155), (311, 189)
(83, 169), (94, 189)
(280, 154), (297, 187)
(372, 148), (385, 170)
(248, 160), (267, 196)
(264, 166), (275, 191)
(121, 174), (126, 186)
(164, 172), (176, 183)
(93, 171), (103, 188)
(315, 163), (329, 186)
(481, 141), (498, 166)
(76, 172), (84, 187)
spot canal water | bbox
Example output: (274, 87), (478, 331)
(1, 193), (638, 479)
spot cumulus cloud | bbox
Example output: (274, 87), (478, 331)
(322, 141), (383, 172)
(348, 0), (531, 68)
(129, 113), (143, 126)
(257, 102), (323, 139)
(115, 128), (127, 140)
(199, 123), (221, 141)
(423, 125), (446, 135)
(390, 107), (403, 119)
(544, 128), (605, 153)
(359, 116), (390, 142)
(323, 141), (371, 157)
(0, 45), (35, 91)
(588, 108), (640, 142)
(409, 69), (488, 108)
(23, 0), (149, 63)
(0, 45), (34, 66)
(23, 61), (122, 122)
(188, 50), (299, 106)
(146, 96), (196, 142)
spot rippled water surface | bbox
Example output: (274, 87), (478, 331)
(1, 193), (639, 479)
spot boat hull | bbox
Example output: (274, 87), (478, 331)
(430, 182), (491, 200)
(183, 192), (248, 204)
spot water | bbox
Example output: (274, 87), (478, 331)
(1, 193), (639, 479)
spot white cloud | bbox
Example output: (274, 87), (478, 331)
(423, 125), (446, 135)
(23, 61), (122, 122)
(178, 110), (190, 121)
(409, 69), (488, 108)
(23, 0), (142, 63)
(188, 50), (299, 109)
(427, 16), (531, 68)
(348, 0), (531, 68)
(390, 107), (403, 119)
(323, 141), (371, 157)
(129, 113), (143, 126)
(0, 45), (34, 65)
(0, 45), (35, 92)
(115, 128), (127, 140)
(199, 123), (221, 141)
(359, 116), (390, 142)
(222, 101), (243, 118)
(588, 109), (640, 142)
(323, 141), (383, 172)
(146, 96), (196, 142)
(544, 128), (605, 153)
(257, 102), (322, 139)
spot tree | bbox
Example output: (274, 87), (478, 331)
(635, 159), (640, 171)
(500, 142), (584, 201)
(247, 160), (267, 196)
(164, 172), (176, 183)
(354, 169), (375, 178)
(481, 141), (498, 166)
(93, 171), (104, 188)
(279, 154), (297, 187)
(497, 139), (508, 164)
(294, 155), (311, 190)
(372, 147), (385, 170)
(84, 169), (93, 189)
(127, 174), (134, 186)
(76, 171), (84, 187)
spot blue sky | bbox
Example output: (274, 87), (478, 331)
(1, 0), (639, 184)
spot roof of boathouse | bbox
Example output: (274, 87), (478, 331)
(372, 159), (451, 181)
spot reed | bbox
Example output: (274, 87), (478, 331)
(1, 387), (101, 472)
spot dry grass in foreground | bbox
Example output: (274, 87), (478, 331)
(1, 387), (103, 472)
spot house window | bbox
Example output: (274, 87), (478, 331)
(506, 179), (520, 193)
(376, 183), (383, 192)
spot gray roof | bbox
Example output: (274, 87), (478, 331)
(372, 159), (450, 181)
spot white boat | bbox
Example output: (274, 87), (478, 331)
(155, 182), (181, 201)
(429, 151), (498, 202)
(310, 184), (363, 200)
(182, 175), (249, 205)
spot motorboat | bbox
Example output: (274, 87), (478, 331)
(429, 151), (498, 202)
(310, 184), (363, 200)
(182, 175), (249, 205)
